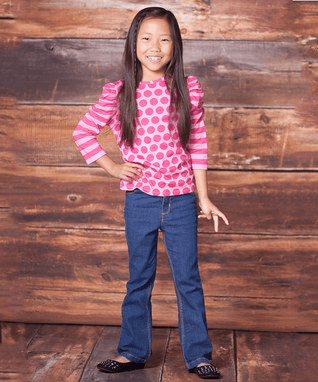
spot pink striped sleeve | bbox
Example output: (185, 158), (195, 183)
(72, 81), (121, 164)
(187, 76), (208, 170)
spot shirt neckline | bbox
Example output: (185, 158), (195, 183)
(139, 77), (165, 85)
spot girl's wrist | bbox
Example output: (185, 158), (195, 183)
(198, 195), (211, 206)
(96, 155), (117, 174)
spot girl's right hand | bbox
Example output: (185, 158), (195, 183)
(109, 161), (144, 181)
(96, 155), (144, 181)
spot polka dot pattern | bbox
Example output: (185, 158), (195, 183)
(74, 76), (207, 197)
(116, 77), (203, 196)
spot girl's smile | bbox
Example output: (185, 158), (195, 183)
(137, 17), (173, 81)
(148, 56), (163, 63)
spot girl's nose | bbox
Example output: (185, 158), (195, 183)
(150, 40), (161, 51)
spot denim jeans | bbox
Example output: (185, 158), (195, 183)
(117, 189), (213, 369)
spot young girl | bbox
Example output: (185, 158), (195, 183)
(73, 7), (228, 380)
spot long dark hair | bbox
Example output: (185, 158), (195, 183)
(119, 7), (191, 149)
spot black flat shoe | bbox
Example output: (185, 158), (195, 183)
(189, 363), (221, 379)
(97, 359), (145, 373)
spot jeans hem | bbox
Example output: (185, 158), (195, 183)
(186, 357), (213, 370)
(117, 351), (149, 364)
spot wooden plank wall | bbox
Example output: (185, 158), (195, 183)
(1, 0), (318, 332)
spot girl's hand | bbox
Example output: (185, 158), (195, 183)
(96, 156), (144, 181)
(108, 161), (144, 181)
(198, 198), (229, 232)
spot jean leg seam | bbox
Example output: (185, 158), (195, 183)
(161, 197), (164, 227)
(162, 197), (171, 216)
(146, 282), (152, 359)
(161, 197), (171, 227)
(123, 190), (159, 363)
(163, 232), (188, 369)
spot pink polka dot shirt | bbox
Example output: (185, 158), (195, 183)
(73, 76), (208, 197)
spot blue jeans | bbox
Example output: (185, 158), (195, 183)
(117, 189), (213, 369)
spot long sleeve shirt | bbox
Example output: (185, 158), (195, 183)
(73, 75), (207, 197)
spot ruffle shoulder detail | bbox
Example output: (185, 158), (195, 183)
(187, 76), (204, 109)
(99, 79), (123, 106)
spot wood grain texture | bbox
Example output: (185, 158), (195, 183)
(80, 326), (169, 382)
(0, 0), (14, 18)
(20, 289), (318, 332)
(236, 331), (318, 382)
(2, 227), (317, 331)
(2, 0), (318, 42)
(23, 289), (317, 332)
(0, 104), (123, 167)
(298, 62), (318, 127)
(5, 104), (318, 170)
(0, 104), (18, 172)
(3, 167), (318, 234)
(1, 0), (318, 335)
(10, 229), (318, 300)
(26, 324), (103, 382)
(205, 106), (318, 170)
(2, 323), (318, 381)
(162, 329), (235, 381)
(0, 39), (309, 106)
(0, 323), (36, 381)
(0, 210), (24, 321)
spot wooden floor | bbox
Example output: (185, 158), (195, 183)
(0, 323), (317, 382)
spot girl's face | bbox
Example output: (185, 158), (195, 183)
(136, 17), (173, 82)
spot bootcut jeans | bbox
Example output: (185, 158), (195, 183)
(117, 189), (213, 369)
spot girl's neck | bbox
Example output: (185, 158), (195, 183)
(140, 75), (164, 83)
(140, 73), (165, 82)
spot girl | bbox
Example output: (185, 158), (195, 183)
(73, 7), (228, 380)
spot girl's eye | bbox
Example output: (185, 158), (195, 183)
(142, 37), (150, 41)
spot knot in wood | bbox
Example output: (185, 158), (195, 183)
(67, 194), (78, 202)
(45, 41), (55, 51)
